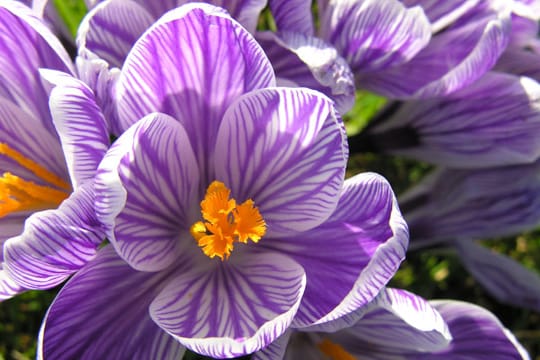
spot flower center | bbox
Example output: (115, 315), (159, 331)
(317, 339), (356, 360)
(0, 143), (70, 218)
(190, 181), (266, 260)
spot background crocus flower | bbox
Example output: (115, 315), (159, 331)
(400, 163), (540, 311)
(38, 5), (408, 358)
(254, 288), (529, 359)
(0, 1), (107, 300)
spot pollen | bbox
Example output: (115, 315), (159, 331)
(317, 339), (356, 360)
(190, 181), (266, 260)
(0, 143), (70, 218)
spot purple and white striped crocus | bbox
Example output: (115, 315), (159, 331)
(263, 0), (511, 101)
(254, 288), (529, 360)
(37, 4), (408, 359)
(0, 1), (107, 300)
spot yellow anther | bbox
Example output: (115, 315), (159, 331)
(190, 181), (266, 260)
(0, 143), (70, 218)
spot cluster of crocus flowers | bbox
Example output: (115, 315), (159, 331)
(0, 0), (537, 359)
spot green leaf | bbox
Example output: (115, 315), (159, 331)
(52, 0), (88, 39)
(343, 91), (387, 136)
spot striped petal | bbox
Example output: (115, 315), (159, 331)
(362, 1), (511, 98)
(41, 70), (110, 189)
(214, 87), (347, 237)
(371, 72), (540, 168)
(257, 31), (356, 114)
(420, 301), (530, 359)
(39, 246), (186, 359)
(95, 113), (200, 272)
(150, 252), (306, 358)
(262, 173), (408, 328)
(0, 266), (24, 301)
(116, 3), (275, 181)
(401, 0), (481, 32)
(0, 0), (74, 130)
(329, 288), (451, 355)
(269, 0), (314, 35)
(4, 182), (104, 289)
(77, 0), (154, 68)
(320, 0), (431, 73)
(456, 240), (540, 312)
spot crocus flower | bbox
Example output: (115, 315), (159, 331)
(349, 71), (540, 168)
(37, 4), (408, 358)
(263, 0), (510, 101)
(254, 288), (529, 359)
(400, 163), (540, 311)
(0, 1), (107, 299)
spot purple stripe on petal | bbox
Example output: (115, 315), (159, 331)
(0, 266), (24, 301)
(116, 3), (275, 182)
(150, 252), (306, 358)
(214, 87), (347, 237)
(77, 0), (154, 68)
(251, 330), (292, 360)
(265, 173), (408, 328)
(4, 182), (104, 289)
(269, 0), (314, 35)
(456, 240), (540, 312)
(42, 69), (109, 189)
(39, 246), (185, 359)
(95, 113), (200, 272)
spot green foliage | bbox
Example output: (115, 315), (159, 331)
(52, 0), (87, 39)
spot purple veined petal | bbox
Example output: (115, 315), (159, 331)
(257, 31), (356, 114)
(269, 0), (314, 35)
(251, 330), (292, 360)
(214, 87), (347, 237)
(95, 113), (200, 272)
(319, 0), (431, 73)
(77, 0), (154, 69)
(328, 288), (451, 356)
(149, 251), (306, 358)
(361, 1), (511, 98)
(0, 96), (68, 184)
(455, 239), (540, 312)
(4, 182), (104, 289)
(371, 72), (540, 168)
(259, 173), (408, 328)
(401, 0), (482, 33)
(0, 212), (30, 243)
(116, 3), (275, 182)
(403, 164), (540, 249)
(38, 246), (186, 359)
(495, 47), (540, 82)
(76, 48), (121, 134)
(0, 0), (74, 130)
(41, 69), (109, 189)
(0, 265), (24, 301)
(419, 300), (530, 359)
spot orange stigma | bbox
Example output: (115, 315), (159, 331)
(317, 339), (357, 360)
(0, 143), (70, 217)
(190, 181), (266, 260)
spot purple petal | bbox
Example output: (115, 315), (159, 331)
(150, 252), (306, 358)
(257, 31), (356, 114)
(39, 246), (186, 359)
(269, 0), (314, 35)
(214, 87), (347, 237)
(329, 288), (451, 355)
(41, 69), (109, 189)
(372, 72), (540, 168)
(4, 182), (104, 289)
(0, 1), (74, 130)
(456, 239), (540, 312)
(320, 0), (431, 73)
(0, 266), (24, 301)
(495, 48), (540, 81)
(116, 3), (275, 181)
(401, 0), (481, 32)
(362, 2), (511, 98)
(95, 113), (200, 272)
(0, 96), (68, 184)
(403, 163), (540, 249)
(77, 0), (154, 68)
(262, 173), (408, 328)
(421, 301), (530, 359)
(251, 330), (292, 360)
